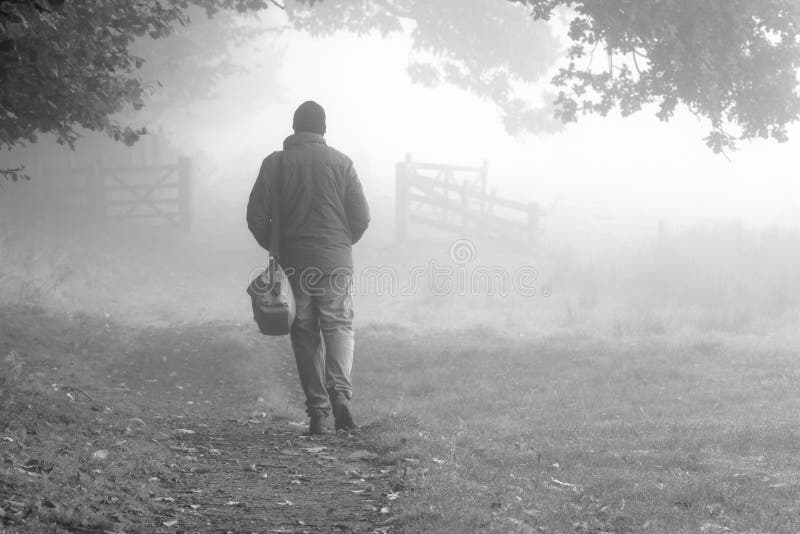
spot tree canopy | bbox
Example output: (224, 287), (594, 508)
(284, 0), (562, 134)
(522, 0), (800, 153)
(129, 5), (283, 122)
(0, 0), (274, 157)
(2, 0), (799, 178)
(287, 0), (800, 153)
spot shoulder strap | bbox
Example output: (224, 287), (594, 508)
(269, 151), (282, 263)
(268, 152), (282, 290)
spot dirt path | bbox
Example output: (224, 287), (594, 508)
(142, 415), (399, 533)
(0, 308), (404, 533)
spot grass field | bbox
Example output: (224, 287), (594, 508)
(2, 219), (800, 532)
(354, 326), (800, 532)
(3, 308), (799, 532)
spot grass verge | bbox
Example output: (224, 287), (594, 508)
(353, 325), (800, 533)
(3, 305), (800, 533)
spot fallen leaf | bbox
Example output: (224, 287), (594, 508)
(348, 450), (378, 461)
(700, 523), (732, 533)
(170, 446), (197, 453)
(14, 467), (41, 477)
(91, 450), (109, 461)
(507, 518), (530, 530)
(550, 478), (580, 489)
(550, 478), (583, 495)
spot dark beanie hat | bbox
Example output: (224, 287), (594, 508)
(293, 101), (326, 135)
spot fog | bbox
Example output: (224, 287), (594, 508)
(2, 6), (800, 333)
(178, 13), (800, 230)
(5, 6), (800, 530)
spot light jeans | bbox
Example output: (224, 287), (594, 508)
(288, 272), (354, 416)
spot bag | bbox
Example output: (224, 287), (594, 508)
(247, 257), (295, 335)
(247, 153), (296, 336)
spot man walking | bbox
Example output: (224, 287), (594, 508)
(247, 101), (370, 434)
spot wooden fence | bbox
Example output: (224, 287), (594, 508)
(395, 154), (541, 246)
(44, 158), (192, 228)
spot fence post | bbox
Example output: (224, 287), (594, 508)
(527, 202), (540, 247)
(90, 161), (106, 223)
(461, 179), (469, 231)
(480, 159), (488, 213)
(178, 157), (192, 230)
(395, 155), (410, 243)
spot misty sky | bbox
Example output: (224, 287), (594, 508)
(166, 10), (800, 233)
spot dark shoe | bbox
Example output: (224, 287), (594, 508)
(333, 398), (356, 431)
(308, 414), (329, 435)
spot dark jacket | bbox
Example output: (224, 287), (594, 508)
(246, 132), (370, 274)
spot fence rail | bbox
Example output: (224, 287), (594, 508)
(395, 153), (541, 246)
(44, 158), (192, 228)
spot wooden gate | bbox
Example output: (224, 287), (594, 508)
(395, 154), (541, 246)
(48, 158), (192, 228)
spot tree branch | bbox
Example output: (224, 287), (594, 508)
(586, 40), (599, 71)
(0, 166), (28, 181)
(631, 49), (642, 75)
